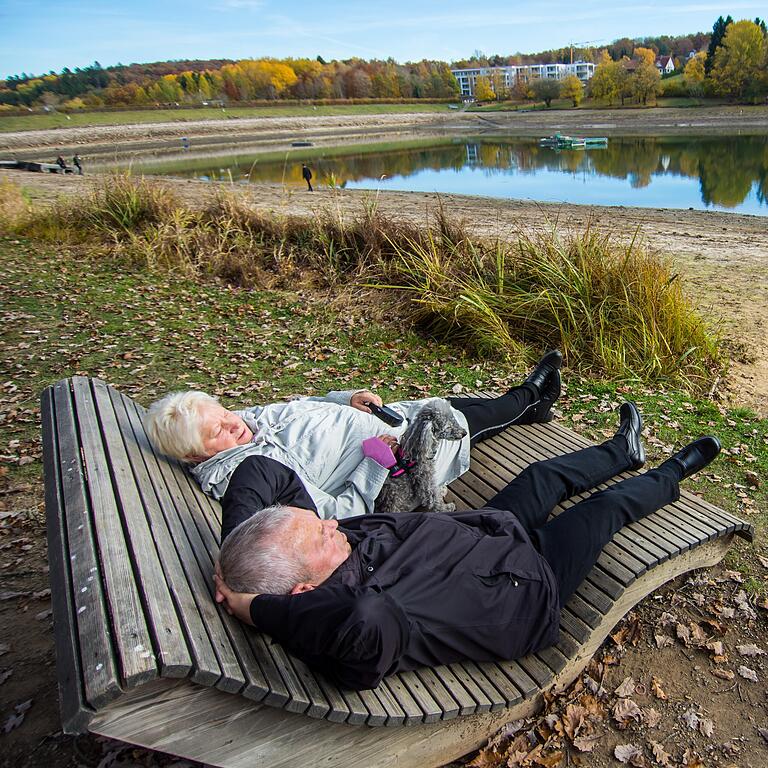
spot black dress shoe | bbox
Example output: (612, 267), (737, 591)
(662, 436), (721, 481)
(524, 349), (563, 394)
(517, 367), (561, 424)
(615, 402), (645, 470)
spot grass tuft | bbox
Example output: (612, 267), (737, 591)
(0, 174), (721, 389)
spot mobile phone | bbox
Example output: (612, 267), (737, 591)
(365, 402), (404, 427)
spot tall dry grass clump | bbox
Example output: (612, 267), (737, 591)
(382, 223), (719, 386)
(3, 173), (719, 388)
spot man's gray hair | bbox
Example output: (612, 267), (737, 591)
(218, 506), (309, 595)
(144, 390), (219, 462)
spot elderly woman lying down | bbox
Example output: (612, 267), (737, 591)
(145, 351), (562, 537)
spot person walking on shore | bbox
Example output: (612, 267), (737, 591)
(302, 163), (313, 191)
(73, 154), (83, 175)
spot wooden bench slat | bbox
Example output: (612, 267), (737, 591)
(93, 381), (193, 678)
(42, 388), (93, 731)
(475, 662), (524, 707)
(70, 378), (157, 690)
(414, 668), (463, 720)
(381, 677), (426, 725)
(124, 398), (252, 696)
(354, 688), (389, 726)
(113, 390), (223, 687)
(443, 664), (494, 715)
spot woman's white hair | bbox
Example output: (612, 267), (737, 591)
(144, 390), (219, 462)
(218, 506), (310, 595)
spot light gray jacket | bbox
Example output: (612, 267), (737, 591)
(191, 391), (470, 520)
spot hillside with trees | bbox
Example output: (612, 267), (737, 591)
(1, 15), (766, 111)
(0, 58), (459, 109)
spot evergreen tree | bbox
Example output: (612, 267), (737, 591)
(705, 15), (733, 74)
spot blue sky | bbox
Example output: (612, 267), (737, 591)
(2, 1), (766, 79)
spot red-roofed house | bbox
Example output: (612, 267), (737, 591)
(656, 56), (676, 74)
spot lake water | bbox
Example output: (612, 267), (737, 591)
(143, 135), (768, 216)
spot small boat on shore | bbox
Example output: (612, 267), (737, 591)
(539, 133), (608, 149)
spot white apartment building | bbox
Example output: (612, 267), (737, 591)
(451, 61), (595, 98)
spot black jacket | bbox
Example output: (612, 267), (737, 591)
(249, 509), (561, 690)
(221, 455), (316, 541)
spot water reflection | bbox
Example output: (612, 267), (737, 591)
(152, 135), (768, 215)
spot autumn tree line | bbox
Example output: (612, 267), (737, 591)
(0, 58), (459, 109)
(1, 16), (766, 111)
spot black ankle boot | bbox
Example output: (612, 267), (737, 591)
(615, 402), (645, 470)
(517, 368), (561, 424)
(524, 349), (563, 394)
(661, 436), (721, 481)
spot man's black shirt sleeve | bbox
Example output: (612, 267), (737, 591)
(250, 586), (409, 690)
(220, 455), (317, 541)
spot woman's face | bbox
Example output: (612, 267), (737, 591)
(194, 402), (254, 460)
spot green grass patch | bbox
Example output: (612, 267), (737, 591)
(0, 103), (453, 133)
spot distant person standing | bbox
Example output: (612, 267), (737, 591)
(73, 154), (83, 175)
(301, 163), (313, 191)
(55, 154), (67, 171)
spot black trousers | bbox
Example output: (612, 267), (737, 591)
(486, 438), (681, 605)
(449, 384), (539, 446)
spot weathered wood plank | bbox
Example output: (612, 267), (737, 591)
(93, 381), (192, 678)
(42, 387), (93, 732)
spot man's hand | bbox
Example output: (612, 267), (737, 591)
(214, 572), (258, 626)
(350, 390), (383, 413)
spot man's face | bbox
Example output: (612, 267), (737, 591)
(280, 507), (352, 589)
(195, 401), (254, 459)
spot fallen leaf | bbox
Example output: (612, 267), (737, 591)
(711, 668), (735, 680)
(644, 708), (661, 728)
(758, 726), (768, 744)
(654, 634), (674, 649)
(737, 665), (758, 682)
(2, 711), (24, 734)
(736, 644), (765, 657)
(682, 748), (704, 768)
(615, 677), (636, 698)
(675, 623), (691, 646)
(613, 698), (642, 728)
(572, 733), (601, 753)
(682, 708), (699, 730)
(614, 743), (643, 765)
(532, 750), (563, 768)
(699, 717), (714, 738)
(651, 676), (668, 700)
(649, 740), (672, 766)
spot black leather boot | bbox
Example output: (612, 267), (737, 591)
(615, 402), (645, 470)
(524, 349), (563, 393)
(660, 436), (721, 481)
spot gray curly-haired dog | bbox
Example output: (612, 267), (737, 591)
(374, 399), (467, 514)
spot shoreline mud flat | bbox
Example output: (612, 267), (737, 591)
(2, 105), (768, 164)
(6, 167), (766, 416)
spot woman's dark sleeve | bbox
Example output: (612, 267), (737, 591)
(221, 455), (317, 541)
(250, 586), (409, 690)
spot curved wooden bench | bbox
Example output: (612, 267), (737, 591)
(42, 378), (753, 768)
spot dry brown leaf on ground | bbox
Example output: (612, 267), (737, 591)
(644, 707), (662, 728)
(737, 665), (759, 682)
(682, 708), (700, 730)
(651, 676), (668, 700)
(736, 643), (765, 656)
(615, 677), (637, 698)
(572, 733), (601, 753)
(614, 743), (646, 766)
(649, 740), (672, 766)
(531, 749), (564, 768)
(613, 698), (643, 728)
(699, 717), (714, 737)
(682, 747), (705, 768)
(676, 623), (691, 645)
(654, 634), (674, 649)
(711, 668), (735, 680)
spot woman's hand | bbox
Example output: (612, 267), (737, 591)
(350, 390), (383, 413)
(214, 572), (258, 626)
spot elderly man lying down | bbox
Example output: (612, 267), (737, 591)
(145, 352), (563, 536)
(214, 405), (721, 690)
